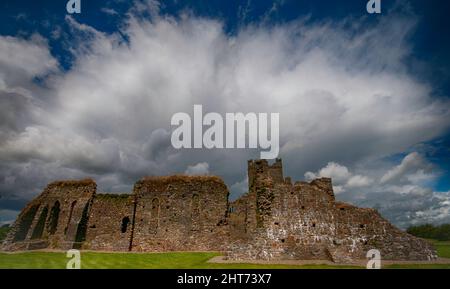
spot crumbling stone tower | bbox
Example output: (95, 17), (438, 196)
(246, 159), (284, 230)
(248, 158), (284, 186)
(227, 160), (436, 262)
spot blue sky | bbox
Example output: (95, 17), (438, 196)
(0, 0), (449, 228)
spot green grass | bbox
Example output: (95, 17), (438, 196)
(434, 241), (450, 258)
(1, 240), (449, 269)
(0, 251), (358, 269)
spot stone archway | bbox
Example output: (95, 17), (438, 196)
(13, 204), (40, 242)
(47, 201), (61, 235)
(31, 206), (48, 239)
(73, 202), (90, 249)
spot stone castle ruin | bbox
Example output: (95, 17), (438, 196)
(2, 159), (436, 262)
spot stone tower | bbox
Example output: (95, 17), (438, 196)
(245, 159), (285, 231)
(247, 158), (284, 188)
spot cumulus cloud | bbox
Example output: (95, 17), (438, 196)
(0, 34), (58, 82)
(380, 152), (433, 184)
(0, 34), (58, 139)
(0, 2), (449, 227)
(307, 152), (450, 228)
(305, 162), (351, 183)
(305, 162), (372, 192)
(346, 175), (373, 188)
(185, 162), (210, 175)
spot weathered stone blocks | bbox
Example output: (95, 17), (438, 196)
(1, 160), (436, 263)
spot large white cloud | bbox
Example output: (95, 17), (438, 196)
(1, 3), (449, 227)
(306, 152), (450, 228)
(380, 152), (433, 184)
(305, 162), (351, 183)
(0, 34), (58, 83)
(0, 34), (59, 140)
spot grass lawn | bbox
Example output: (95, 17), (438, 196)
(434, 241), (450, 258)
(0, 251), (360, 269)
(0, 241), (449, 269)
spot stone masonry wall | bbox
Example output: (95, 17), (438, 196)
(1, 159), (437, 263)
(131, 176), (230, 251)
(226, 161), (437, 262)
(84, 194), (135, 251)
(2, 179), (96, 251)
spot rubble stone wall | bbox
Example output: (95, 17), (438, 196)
(84, 194), (135, 251)
(226, 161), (436, 262)
(1, 160), (437, 263)
(131, 176), (230, 251)
(2, 179), (96, 251)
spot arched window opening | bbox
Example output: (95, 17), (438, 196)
(65, 201), (77, 235)
(31, 206), (48, 239)
(48, 201), (60, 235)
(121, 217), (130, 233)
(13, 205), (40, 242)
(73, 202), (90, 249)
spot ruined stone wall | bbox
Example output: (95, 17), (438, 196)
(332, 202), (436, 261)
(227, 167), (437, 262)
(131, 176), (230, 252)
(2, 176), (232, 253)
(1, 159), (437, 263)
(228, 193), (252, 240)
(227, 175), (338, 260)
(2, 179), (96, 251)
(84, 194), (135, 251)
